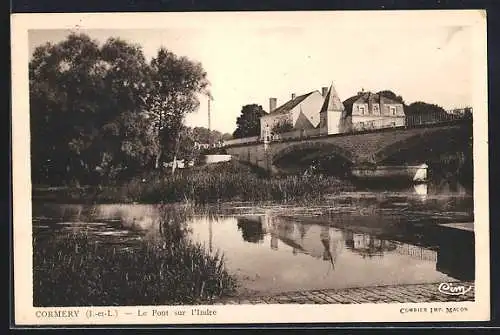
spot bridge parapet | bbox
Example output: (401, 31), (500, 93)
(223, 136), (260, 147)
(223, 118), (471, 150)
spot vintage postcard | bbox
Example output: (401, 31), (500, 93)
(11, 10), (489, 325)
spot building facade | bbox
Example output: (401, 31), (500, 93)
(260, 90), (325, 141)
(258, 84), (406, 141)
(343, 91), (406, 132)
(318, 84), (351, 135)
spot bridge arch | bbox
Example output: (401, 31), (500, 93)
(272, 141), (355, 167)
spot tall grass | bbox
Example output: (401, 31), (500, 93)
(113, 162), (352, 204)
(33, 207), (237, 306)
(33, 161), (353, 204)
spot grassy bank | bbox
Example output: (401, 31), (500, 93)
(33, 208), (237, 306)
(33, 161), (354, 204)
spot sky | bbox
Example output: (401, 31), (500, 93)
(28, 12), (477, 135)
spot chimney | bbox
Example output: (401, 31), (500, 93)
(269, 97), (277, 112)
(291, 93), (296, 100)
(322, 87), (328, 97)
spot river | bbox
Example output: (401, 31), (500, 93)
(32, 181), (474, 296)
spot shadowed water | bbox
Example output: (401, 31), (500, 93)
(32, 182), (474, 296)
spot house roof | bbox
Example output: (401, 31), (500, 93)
(263, 91), (317, 117)
(294, 109), (315, 129)
(343, 92), (401, 115)
(320, 83), (345, 113)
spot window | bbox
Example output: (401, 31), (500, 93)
(359, 106), (365, 115)
(390, 106), (396, 115)
(391, 122), (396, 127)
(359, 122), (365, 128)
(373, 105), (379, 114)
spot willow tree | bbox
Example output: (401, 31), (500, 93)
(29, 32), (211, 185)
(29, 33), (107, 185)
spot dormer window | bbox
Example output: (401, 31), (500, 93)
(359, 106), (365, 115)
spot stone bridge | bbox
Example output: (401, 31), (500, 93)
(224, 121), (472, 175)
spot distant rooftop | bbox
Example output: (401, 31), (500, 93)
(319, 83), (345, 113)
(263, 91), (317, 117)
(343, 91), (402, 115)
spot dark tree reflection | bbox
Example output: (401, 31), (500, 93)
(237, 217), (265, 243)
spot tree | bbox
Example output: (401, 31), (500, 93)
(192, 126), (219, 144)
(377, 90), (405, 105)
(30, 33), (159, 185)
(191, 127), (209, 143)
(98, 37), (155, 180)
(29, 32), (211, 184)
(221, 133), (233, 141)
(406, 101), (448, 116)
(232, 104), (266, 138)
(30, 33), (109, 186)
(463, 107), (473, 121)
(145, 48), (211, 172)
(175, 126), (198, 163)
(405, 101), (449, 125)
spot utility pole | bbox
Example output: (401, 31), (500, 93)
(209, 217), (213, 253)
(208, 97), (212, 147)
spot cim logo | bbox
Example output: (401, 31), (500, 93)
(438, 282), (473, 296)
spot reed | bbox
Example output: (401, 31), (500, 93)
(32, 161), (354, 204)
(33, 211), (238, 306)
(122, 162), (352, 204)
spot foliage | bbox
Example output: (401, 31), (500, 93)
(190, 127), (229, 145)
(168, 126), (232, 164)
(145, 48), (211, 167)
(377, 90), (405, 105)
(271, 120), (294, 134)
(221, 133), (233, 141)
(232, 104), (267, 139)
(130, 165), (352, 204)
(29, 33), (210, 186)
(405, 101), (447, 116)
(32, 161), (354, 205)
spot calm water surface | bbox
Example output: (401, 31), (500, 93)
(33, 183), (474, 295)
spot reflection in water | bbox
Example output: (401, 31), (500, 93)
(192, 213), (469, 294)
(233, 212), (452, 279)
(342, 231), (397, 258)
(237, 217), (265, 244)
(435, 228), (475, 281)
(414, 183), (428, 201)
(32, 187), (474, 295)
(411, 180), (471, 203)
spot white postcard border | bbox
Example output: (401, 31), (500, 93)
(11, 10), (490, 325)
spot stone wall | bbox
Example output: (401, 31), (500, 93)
(225, 123), (469, 175)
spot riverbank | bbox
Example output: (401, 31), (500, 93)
(32, 161), (355, 205)
(33, 223), (238, 306)
(216, 281), (475, 305)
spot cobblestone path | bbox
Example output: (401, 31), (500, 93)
(215, 282), (475, 305)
